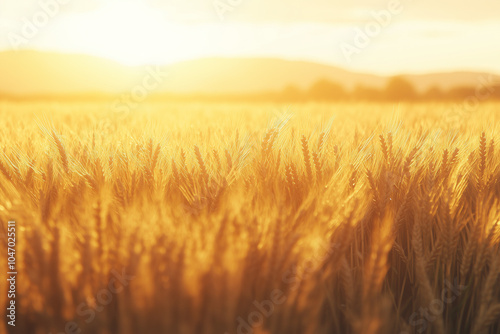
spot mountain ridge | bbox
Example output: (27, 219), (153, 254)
(0, 50), (498, 96)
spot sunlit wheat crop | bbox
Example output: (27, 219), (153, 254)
(0, 102), (499, 334)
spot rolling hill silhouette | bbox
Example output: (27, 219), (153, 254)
(0, 50), (498, 96)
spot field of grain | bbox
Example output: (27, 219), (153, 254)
(0, 102), (500, 334)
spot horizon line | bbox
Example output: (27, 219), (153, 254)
(2, 48), (500, 78)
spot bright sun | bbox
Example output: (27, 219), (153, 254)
(75, 1), (196, 66)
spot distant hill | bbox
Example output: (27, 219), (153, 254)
(0, 50), (498, 96)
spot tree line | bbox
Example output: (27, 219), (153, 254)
(1, 76), (499, 103)
(279, 76), (500, 102)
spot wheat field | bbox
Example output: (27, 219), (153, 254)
(0, 101), (500, 334)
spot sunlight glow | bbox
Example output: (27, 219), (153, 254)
(74, 1), (193, 65)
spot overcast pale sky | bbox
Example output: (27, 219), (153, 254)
(0, 0), (499, 74)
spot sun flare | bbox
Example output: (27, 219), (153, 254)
(77, 1), (192, 65)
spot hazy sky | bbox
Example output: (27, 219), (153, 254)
(0, 0), (499, 74)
